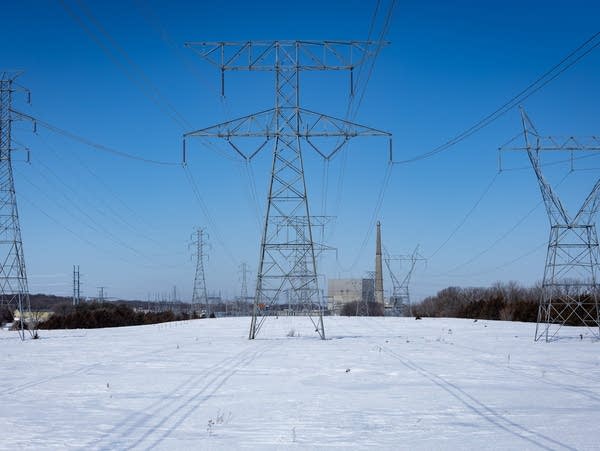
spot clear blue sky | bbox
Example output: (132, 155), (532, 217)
(2, 0), (599, 302)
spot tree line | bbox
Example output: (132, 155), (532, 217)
(412, 282), (540, 321)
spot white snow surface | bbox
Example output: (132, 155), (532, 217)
(1, 316), (599, 450)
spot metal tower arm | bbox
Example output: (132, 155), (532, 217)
(185, 40), (385, 71)
(184, 107), (391, 162)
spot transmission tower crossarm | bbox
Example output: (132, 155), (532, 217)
(185, 40), (388, 71)
(184, 107), (391, 161)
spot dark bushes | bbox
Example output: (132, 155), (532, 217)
(340, 301), (385, 316)
(0, 306), (13, 326)
(39, 302), (187, 330)
(412, 282), (539, 322)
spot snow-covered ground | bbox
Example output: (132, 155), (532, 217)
(1, 316), (599, 450)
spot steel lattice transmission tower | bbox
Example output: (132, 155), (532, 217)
(502, 109), (600, 341)
(184, 41), (391, 339)
(190, 228), (209, 317)
(0, 72), (34, 340)
(237, 262), (251, 316)
(384, 246), (425, 316)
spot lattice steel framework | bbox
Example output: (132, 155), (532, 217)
(384, 246), (425, 316)
(502, 109), (600, 341)
(190, 228), (209, 317)
(0, 72), (33, 340)
(184, 41), (391, 339)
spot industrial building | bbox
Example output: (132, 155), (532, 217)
(327, 279), (375, 315)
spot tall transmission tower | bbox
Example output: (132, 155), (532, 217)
(190, 228), (209, 317)
(72, 265), (81, 306)
(0, 72), (34, 340)
(384, 246), (425, 316)
(501, 109), (600, 341)
(184, 41), (391, 339)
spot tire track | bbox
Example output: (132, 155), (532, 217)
(357, 320), (577, 449)
(88, 341), (269, 450)
(377, 341), (576, 449)
(1, 336), (199, 397)
(142, 342), (274, 450)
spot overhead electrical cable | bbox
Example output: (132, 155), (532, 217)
(330, 0), (397, 270)
(430, 169), (572, 277)
(11, 109), (178, 166)
(396, 31), (600, 165)
(428, 171), (500, 260)
(182, 165), (238, 266)
(60, 0), (192, 130)
(33, 132), (168, 247)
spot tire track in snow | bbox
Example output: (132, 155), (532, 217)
(379, 344), (576, 450)
(142, 342), (274, 450)
(89, 341), (270, 450)
(1, 333), (197, 397)
(1, 362), (102, 396)
(442, 340), (600, 406)
(359, 319), (576, 450)
(449, 339), (600, 388)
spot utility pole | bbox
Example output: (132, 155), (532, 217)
(0, 72), (34, 340)
(501, 109), (600, 341)
(190, 228), (209, 317)
(97, 287), (106, 303)
(72, 265), (81, 306)
(184, 41), (392, 339)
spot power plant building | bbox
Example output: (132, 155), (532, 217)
(327, 278), (375, 314)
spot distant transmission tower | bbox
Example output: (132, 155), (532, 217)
(384, 246), (425, 316)
(97, 287), (106, 302)
(190, 228), (209, 317)
(184, 41), (391, 339)
(72, 265), (81, 306)
(501, 109), (600, 341)
(374, 221), (384, 308)
(238, 262), (250, 316)
(0, 72), (34, 340)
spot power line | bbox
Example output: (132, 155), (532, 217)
(16, 166), (152, 259)
(338, 162), (394, 273)
(32, 131), (166, 247)
(10, 109), (178, 166)
(329, 1), (397, 260)
(181, 164), (238, 266)
(454, 241), (546, 279)
(428, 171), (500, 260)
(59, 0), (192, 130)
(430, 170), (572, 277)
(396, 31), (600, 165)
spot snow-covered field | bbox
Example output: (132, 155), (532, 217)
(1, 316), (599, 450)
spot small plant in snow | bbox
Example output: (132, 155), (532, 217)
(207, 409), (232, 436)
(286, 328), (299, 337)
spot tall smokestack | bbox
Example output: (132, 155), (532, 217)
(375, 221), (384, 309)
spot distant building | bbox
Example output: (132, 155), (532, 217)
(327, 279), (374, 314)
